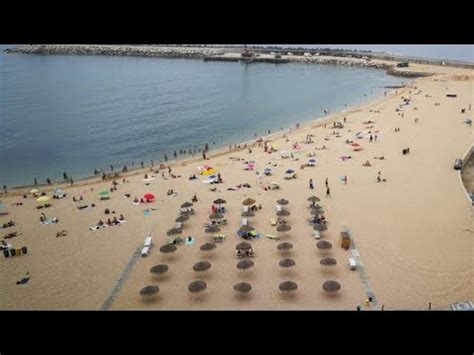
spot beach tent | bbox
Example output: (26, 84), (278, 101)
(308, 159), (316, 166)
(264, 168), (272, 175)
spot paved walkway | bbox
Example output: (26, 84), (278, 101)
(100, 247), (142, 310)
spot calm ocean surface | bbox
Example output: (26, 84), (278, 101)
(0, 47), (405, 187)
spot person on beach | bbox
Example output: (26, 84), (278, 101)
(326, 186), (330, 197)
(168, 167), (172, 174)
(369, 135), (373, 142)
(203, 151), (207, 160)
(192, 193), (198, 202)
(3, 185), (6, 194)
(110, 165), (113, 171)
(47, 178), (51, 185)
(325, 178), (328, 187)
(164, 154), (168, 162)
(112, 216), (119, 225)
(309, 178), (314, 190)
(63, 172), (68, 181)
(69, 178), (74, 186)
(119, 214), (125, 221)
(34, 178), (37, 186)
(344, 176), (348, 185)
(374, 134), (378, 142)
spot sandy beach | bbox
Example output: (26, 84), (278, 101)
(0, 61), (472, 310)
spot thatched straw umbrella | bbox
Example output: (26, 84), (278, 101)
(316, 240), (332, 250)
(213, 198), (226, 205)
(193, 261), (211, 272)
(233, 282), (252, 293)
(205, 225), (220, 233)
(159, 244), (177, 253)
(313, 223), (328, 232)
(277, 198), (289, 205)
(139, 285), (159, 297)
(276, 210), (291, 217)
(242, 198), (256, 206)
(279, 281), (298, 292)
(320, 257), (337, 266)
(237, 259), (255, 270)
(167, 228), (182, 236)
(279, 258), (296, 268)
(277, 242), (293, 251)
(209, 213), (224, 220)
(322, 280), (341, 292)
(200, 242), (216, 251)
(239, 225), (255, 233)
(236, 242), (252, 250)
(150, 264), (169, 275)
(181, 202), (194, 208)
(276, 224), (291, 232)
(188, 281), (207, 293)
(175, 215), (189, 223)
(307, 196), (320, 203)
(310, 208), (324, 216)
(241, 211), (256, 217)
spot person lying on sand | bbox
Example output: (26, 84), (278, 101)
(374, 156), (385, 160)
(112, 217), (119, 225)
(56, 230), (67, 237)
(119, 214), (125, 221)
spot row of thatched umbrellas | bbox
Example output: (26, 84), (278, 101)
(140, 280), (341, 296)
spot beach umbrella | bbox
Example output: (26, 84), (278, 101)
(322, 280), (341, 292)
(276, 210), (291, 217)
(150, 264), (169, 275)
(175, 215), (189, 223)
(239, 225), (255, 233)
(307, 196), (320, 202)
(209, 213), (224, 220)
(213, 198), (226, 205)
(144, 193), (155, 201)
(99, 190), (109, 196)
(188, 281), (207, 293)
(193, 261), (211, 272)
(317, 240), (332, 250)
(241, 211), (256, 217)
(200, 242), (216, 251)
(205, 225), (220, 233)
(277, 198), (289, 205)
(233, 282), (252, 293)
(279, 258), (296, 268)
(320, 257), (337, 266)
(139, 285), (159, 297)
(242, 198), (256, 206)
(36, 196), (49, 203)
(276, 224), (291, 232)
(30, 189), (39, 194)
(159, 244), (177, 253)
(167, 228), (182, 236)
(277, 242), (293, 251)
(264, 168), (272, 174)
(236, 242), (252, 250)
(53, 189), (64, 196)
(285, 169), (295, 174)
(313, 223), (328, 232)
(202, 168), (217, 176)
(246, 163), (256, 170)
(237, 259), (255, 270)
(181, 202), (194, 208)
(309, 159), (316, 163)
(279, 281), (298, 292)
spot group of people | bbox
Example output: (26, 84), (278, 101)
(96, 214), (125, 227)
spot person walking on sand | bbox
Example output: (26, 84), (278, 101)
(309, 178), (314, 190)
(369, 135), (373, 142)
(344, 176), (348, 185)
(325, 178), (328, 188)
(374, 134), (377, 142)
(326, 186), (330, 197)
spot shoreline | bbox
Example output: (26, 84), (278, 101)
(1, 80), (413, 195)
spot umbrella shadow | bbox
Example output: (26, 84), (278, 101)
(151, 274), (171, 282)
(194, 271), (212, 280)
(238, 270), (256, 280)
(280, 268), (297, 278)
(141, 294), (163, 304)
(233, 292), (253, 301)
(162, 254), (179, 263)
(279, 291), (298, 301)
